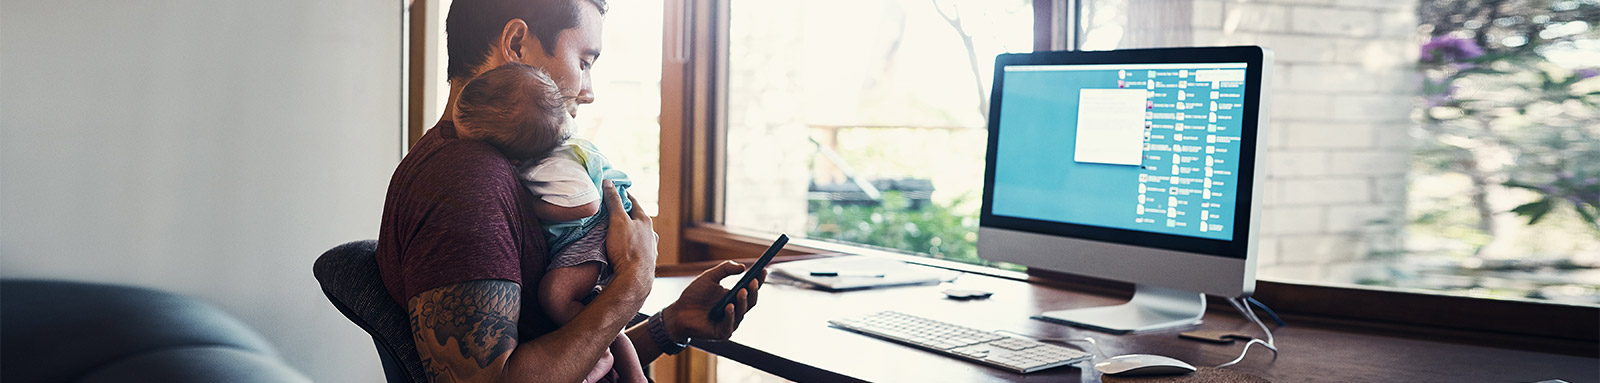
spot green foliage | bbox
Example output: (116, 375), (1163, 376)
(806, 191), (994, 266)
(1416, 0), (1600, 236)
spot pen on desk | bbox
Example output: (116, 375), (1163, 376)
(809, 271), (886, 278)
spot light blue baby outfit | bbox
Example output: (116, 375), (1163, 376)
(517, 138), (631, 269)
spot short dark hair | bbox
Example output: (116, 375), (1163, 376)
(453, 62), (572, 160)
(446, 0), (609, 83)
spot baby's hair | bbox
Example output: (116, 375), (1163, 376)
(453, 62), (574, 160)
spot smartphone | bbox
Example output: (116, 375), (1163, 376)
(709, 234), (788, 322)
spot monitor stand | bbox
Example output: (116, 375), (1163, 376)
(1033, 285), (1205, 334)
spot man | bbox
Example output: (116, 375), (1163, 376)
(376, 0), (763, 382)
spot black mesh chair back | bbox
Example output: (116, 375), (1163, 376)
(313, 240), (426, 383)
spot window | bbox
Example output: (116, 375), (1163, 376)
(574, 1), (664, 214)
(1075, 0), (1599, 305)
(721, 0), (1035, 266)
(709, 0), (1598, 307)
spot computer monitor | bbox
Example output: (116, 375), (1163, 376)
(978, 46), (1272, 333)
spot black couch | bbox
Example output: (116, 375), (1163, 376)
(1, 280), (311, 382)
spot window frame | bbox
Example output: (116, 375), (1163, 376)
(656, 0), (1599, 356)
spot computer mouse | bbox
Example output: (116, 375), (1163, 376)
(1094, 354), (1197, 376)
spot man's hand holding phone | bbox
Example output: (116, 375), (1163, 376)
(659, 235), (787, 343)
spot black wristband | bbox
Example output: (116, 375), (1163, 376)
(648, 310), (687, 355)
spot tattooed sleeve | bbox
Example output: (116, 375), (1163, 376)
(407, 279), (521, 382)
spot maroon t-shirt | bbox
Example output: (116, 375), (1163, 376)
(376, 119), (557, 340)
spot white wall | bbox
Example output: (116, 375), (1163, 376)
(1, 1), (401, 382)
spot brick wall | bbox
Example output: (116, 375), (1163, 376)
(1189, 0), (1420, 275)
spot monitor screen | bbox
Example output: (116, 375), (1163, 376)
(989, 63), (1248, 242)
(978, 46), (1268, 297)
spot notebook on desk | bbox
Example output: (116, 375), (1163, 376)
(769, 256), (955, 291)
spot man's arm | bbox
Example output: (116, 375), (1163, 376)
(408, 275), (650, 383)
(408, 180), (658, 383)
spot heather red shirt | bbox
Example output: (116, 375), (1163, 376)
(376, 119), (557, 340)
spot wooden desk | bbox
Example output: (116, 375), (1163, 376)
(645, 261), (1598, 383)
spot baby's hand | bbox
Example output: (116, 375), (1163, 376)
(582, 349), (615, 383)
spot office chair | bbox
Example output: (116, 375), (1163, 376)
(313, 240), (426, 383)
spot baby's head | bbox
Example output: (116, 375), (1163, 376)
(453, 62), (573, 160)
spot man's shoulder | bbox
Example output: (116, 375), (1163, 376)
(399, 128), (518, 189)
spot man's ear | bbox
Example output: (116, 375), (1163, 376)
(498, 19), (531, 63)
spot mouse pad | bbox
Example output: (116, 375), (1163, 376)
(1102, 367), (1271, 383)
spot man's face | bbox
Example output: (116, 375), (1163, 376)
(520, 1), (603, 118)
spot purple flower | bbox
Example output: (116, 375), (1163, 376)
(1421, 35), (1485, 63)
(1577, 68), (1599, 80)
(1425, 84), (1459, 107)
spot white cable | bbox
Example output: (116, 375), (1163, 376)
(1229, 297), (1275, 345)
(995, 330), (1107, 359)
(1216, 297), (1279, 368)
(1215, 338), (1276, 368)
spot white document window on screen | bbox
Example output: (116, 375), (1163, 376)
(1073, 88), (1148, 166)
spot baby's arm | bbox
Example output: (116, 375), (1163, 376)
(540, 263), (624, 383)
(521, 154), (604, 222)
(532, 198), (601, 223)
(611, 333), (648, 383)
(537, 262), (605, 325)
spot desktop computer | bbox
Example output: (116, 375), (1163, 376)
(978, 46), (1273, 333)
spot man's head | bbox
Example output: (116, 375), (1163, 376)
(447, 0), (607, 117)
(453, 62), (573, 160)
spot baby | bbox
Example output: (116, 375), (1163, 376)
(453, 62), (645, 383)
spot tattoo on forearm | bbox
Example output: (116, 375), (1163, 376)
(408, 279), (521, 378)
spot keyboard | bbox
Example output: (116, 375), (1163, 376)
(828, 311), (1092, 373)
